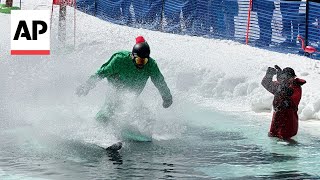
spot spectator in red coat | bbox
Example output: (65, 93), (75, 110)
(261, 65), (306, 140)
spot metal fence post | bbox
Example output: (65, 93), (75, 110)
(159, 0), (165, 31)
(305, 0), (310, 46)
(59, 1), (67, 43)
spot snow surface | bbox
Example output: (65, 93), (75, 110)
(1, 0), (320, 137)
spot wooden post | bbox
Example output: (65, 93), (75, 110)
(58, 1), (67, 44)
(5, 0), (13, 7)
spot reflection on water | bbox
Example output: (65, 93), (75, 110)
(238, 171), (319, 180)
(107, 151), (123, 165)
(1, 110), (320, 179)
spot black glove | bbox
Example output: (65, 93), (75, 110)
(274, 65), (282, 71)
(266, 67), (277, 76)
(76, 80), (95, 97)
(162, 97), (173, 108)
(76, 83), (92, 96)
(274, 65), (282, 81)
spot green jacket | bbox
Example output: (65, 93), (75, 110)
(92, 51), (172, 101)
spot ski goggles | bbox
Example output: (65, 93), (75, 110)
(133, 54), (148, 66)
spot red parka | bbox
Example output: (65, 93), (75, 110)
(261, 75), (306, 139)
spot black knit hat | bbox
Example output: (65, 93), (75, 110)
(282, 67), (296, 78)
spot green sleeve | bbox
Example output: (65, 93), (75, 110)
(95, 53), (120, 78)
(83, 53), (122, 89)
(149, 60), (172, 101)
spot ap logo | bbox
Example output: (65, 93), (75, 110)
(11, 10), (51, 55)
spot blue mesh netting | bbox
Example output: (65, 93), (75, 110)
(131, 0), (163, 30)
(308, 2), (320, 49)
(162, 0), (196, 33)
(76, 0), (95, 16)
(74, 0), (320, 59)
(192, 0), (238, 37)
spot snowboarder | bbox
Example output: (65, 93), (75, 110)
(76, 36), (173, 122)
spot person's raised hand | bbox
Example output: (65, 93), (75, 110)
(274, 65), (282, 71)
(267, 67), (277, 76)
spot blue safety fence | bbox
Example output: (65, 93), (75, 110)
(248, 1), (306, 51)
(131, 0), (163, 30)
(76, 0), (95, 16)
(95, 0), (130, 25)
(162, 0), (195, 34)
(236, 0), (251, 41)
(190, 0), (238, 38)
(75, 0), (320, 59)
(307, 2), (320, 49)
